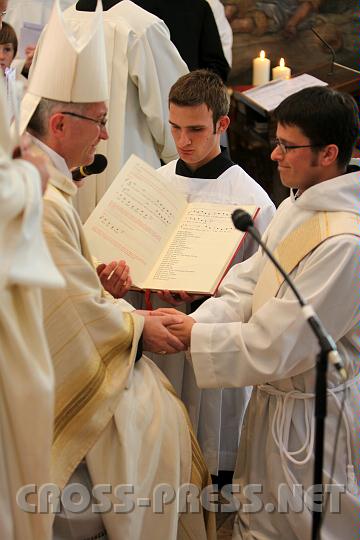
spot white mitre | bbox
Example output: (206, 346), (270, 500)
(20, 0), (108, 134)
(0, 73), (12, 156)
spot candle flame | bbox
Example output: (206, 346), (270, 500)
(280, 58), (285, 68)
(260, 50), (266, 59)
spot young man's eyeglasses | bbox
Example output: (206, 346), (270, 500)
(271, 138), (323, 154)
(61, 111), (107, 129)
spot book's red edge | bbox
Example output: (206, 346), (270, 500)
(212, 206), (261, 296)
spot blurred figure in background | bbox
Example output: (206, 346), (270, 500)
(0, 66), (64, 540)
(0, 0), (7, 29)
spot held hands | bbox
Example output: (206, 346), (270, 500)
(97, 260), (132, 298)
(142, 312), (187, 354)
(150, 308), (195, 349)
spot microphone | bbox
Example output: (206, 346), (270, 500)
(311, 27), (335, 75)
(72, 154), (108, 181)
(232, 209), (347, 380)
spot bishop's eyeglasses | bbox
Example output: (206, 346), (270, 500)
(61, 111), (108, 129)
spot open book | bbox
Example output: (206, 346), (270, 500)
(235, 74), (328, 116)
(84, 155), (258, 294)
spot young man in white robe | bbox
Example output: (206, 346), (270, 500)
(128, 69), (275, 478)
(63, 0), (188, 222)
(161, 86), (360, 540)
(20, 3), (215, 539)
(0, 69), (64, 539)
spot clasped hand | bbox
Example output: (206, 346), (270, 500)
(135, 309), (195, 354)
(137, 308), (195, 354)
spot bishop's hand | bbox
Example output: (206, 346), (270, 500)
(97, 260), (132, 298)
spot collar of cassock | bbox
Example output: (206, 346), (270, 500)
(76, 0), (120, 10)
(175, 146), (234, 179)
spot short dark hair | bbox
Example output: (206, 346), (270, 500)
(273, 86), (359, 168)
(169, 69), (230, 130)
(0, 21), (18, 57)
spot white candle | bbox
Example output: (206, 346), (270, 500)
(272, 58), (291, 81)
(252, 50), (270, 86)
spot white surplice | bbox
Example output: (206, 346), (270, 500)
(190, 170), (360, 539)
(127, 159), (275, 475)
(0, 148), (64, 540)
(64, 1), (188, 222)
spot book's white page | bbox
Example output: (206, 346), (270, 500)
(84, 155), (187, 284)
(144, 203), (257, 294)
(242, 74), (328, 112)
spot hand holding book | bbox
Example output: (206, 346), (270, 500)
(84, 155), (258, 295)
(96, 260), (132, 298)
(156, 290), (207, 306)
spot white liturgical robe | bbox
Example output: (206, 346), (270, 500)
(0, 147), (64, 540)
(190, 170), (360, 539)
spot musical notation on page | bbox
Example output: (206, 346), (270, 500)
(84, 155), (258, 294)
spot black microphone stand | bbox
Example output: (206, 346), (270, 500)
(232, 213), (346, 540)
(311, 27), (336, 76)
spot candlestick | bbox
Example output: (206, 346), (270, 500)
(252, 50), (270, 86)
(272, 58), (291, 81)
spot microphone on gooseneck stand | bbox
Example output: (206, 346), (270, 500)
(231, 208), (347, 540)
(72, 154), (108, 181)
(311, 27), (336, 76)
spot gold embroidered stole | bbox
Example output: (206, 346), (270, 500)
(253, 211), (360, 313)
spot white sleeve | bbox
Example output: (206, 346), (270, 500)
(191, 248), (263, 324)
(191, 236), (360, 389)
(127, 20), (188, 164)
(0, 156), (63, 288)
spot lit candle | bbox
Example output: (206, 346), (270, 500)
(252, 50), (271, 86)
(272, 58), (291, 81)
